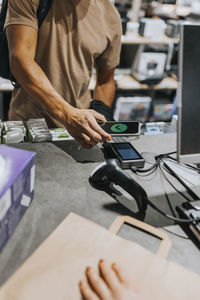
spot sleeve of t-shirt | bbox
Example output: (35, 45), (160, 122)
(4, 0), (40, 30)
(96, 22), (122, 70)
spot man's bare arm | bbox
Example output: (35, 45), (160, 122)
(6, 25), (111, 147)
(93, 67), (116, 108)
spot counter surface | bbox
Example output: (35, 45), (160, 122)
(0, 134), (200, 285)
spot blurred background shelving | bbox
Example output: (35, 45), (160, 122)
(109, 0), (200, 123)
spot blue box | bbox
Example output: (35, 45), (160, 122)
(0, 146), (35, 252)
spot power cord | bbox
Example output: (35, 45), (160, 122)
(130, 151), (200, 224)
(130, 151), (177, 174)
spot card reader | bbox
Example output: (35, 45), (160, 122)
(103, 137), (145, 169)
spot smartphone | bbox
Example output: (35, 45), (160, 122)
(161, 0), (176, 4)
(104, 140), (145, 169)
(100, 121), (140, 136)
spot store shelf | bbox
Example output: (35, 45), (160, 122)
(0, 73), (177, 94)
(121, 32), (178, 45)
(89, 73), (177, 91)
(117, 75), (177, 90)
(154, 4), (191, 18)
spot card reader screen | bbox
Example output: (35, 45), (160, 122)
(113, 143), (142, 161)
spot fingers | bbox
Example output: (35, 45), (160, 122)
(80, 133), (98, 146)
(76, 116), (111, 146)
(91, 110), (107, 123)
(65, 108), (112, 148)
(75, 137), (93, 149)
(112, 263), (131, 285)
(80, 261), (141, 300)
(87, 111), (112, 141)
(79, 279), (100, 300)
(99, 259), (121, 291)
(85, 267), (111, 299)
(89, 120), (112, 141)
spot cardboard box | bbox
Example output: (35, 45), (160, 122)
(0, 146), (35, 252)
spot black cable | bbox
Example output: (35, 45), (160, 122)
(159, 164), (177, 217)
(130, 150), (200, 224)
(162, 161), (199, 201)
(165, 155), (200, 173)
(147, 199), (200, 224)
(160, 163), (192, 202)
(155, 151), (177, 160)
(131, 151), (177, 174)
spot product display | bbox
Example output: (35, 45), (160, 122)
(49, 128), (73, 141)
(27, 118), (52, 142)
(2, 121), (26, 144)
(27, 119), (73, 142)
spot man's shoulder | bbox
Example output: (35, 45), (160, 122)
(8, 0), (40, 6)
(97, 0), (121, 27)
(5, 0), (40, 30)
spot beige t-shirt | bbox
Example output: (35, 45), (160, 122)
(5, 0), (122, 127)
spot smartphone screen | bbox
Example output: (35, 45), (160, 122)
(101, 121), (139, 136)
(112, 143), (142, 161)
(161, 0), (176, 4)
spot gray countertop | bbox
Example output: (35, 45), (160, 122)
(0, 134), (200, 286)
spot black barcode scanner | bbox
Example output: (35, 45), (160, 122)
(89, 159), (148, 213)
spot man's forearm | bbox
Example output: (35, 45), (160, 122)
(10, 55), (72, 123)
(6, 24), (111, 148)
(93, 78), (116, 108)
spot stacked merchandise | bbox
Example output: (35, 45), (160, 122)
(0, 118), (73, 144)
(49, 128), (71, 141)
(2, 120), (26, 144)
(27, 119), (73, 142)
(27, 118), (52, 142)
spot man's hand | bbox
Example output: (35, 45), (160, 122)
(64, 107), (112, 148)
(79, 259), (145, 300)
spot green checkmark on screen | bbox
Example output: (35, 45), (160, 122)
(111, 123), (128, 133)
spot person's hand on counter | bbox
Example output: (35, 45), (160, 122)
(79, 259), (145, 300)
(63, 106), (112, 148)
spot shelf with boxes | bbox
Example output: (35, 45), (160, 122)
(121, 32), (178, 45)
(112, 0), (180, 123)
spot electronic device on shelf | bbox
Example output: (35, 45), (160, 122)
(138, 18), (166, 39)
(177, 23), (200, 164)
(131, 46), (167, 85)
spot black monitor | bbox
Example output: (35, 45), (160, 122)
(177, 23), (200, 164)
